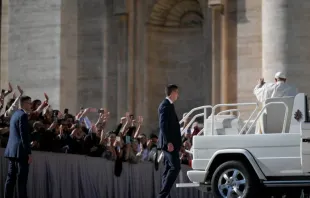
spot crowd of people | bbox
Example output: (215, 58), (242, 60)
(0, 83), (201, 174)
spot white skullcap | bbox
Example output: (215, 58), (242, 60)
(275, 72), (286, 79)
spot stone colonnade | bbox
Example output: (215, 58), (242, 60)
(262, 0), (310, 93)
(209, 0), (237, 111)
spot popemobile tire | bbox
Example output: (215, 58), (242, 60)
(211, 160), (260, 198)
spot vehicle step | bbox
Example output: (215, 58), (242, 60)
(264, 180), (310, 187)
(176, 183), (202, 188)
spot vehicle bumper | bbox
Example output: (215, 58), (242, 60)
(187, 170), (207, 183)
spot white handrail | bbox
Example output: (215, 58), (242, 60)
(239, 105), (259, 134)
(181, 113), (204, 136)
(176, 101), (289, 162)
(217, 109), (241, 119)
(211, 103), (258, 135)
(245, 102), (288, 134)
(197, 128), (204, 136)
(179, 105), (213, 126)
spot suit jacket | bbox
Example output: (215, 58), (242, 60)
(4, 109), (31, 159)
(158, 99), (182, 151)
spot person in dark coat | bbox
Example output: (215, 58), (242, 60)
(4, 96), (32, 198)
(157, 84), (182, 198)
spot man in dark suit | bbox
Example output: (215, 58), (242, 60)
(4, 96), (32, 198)
(157, 84), (182, 198)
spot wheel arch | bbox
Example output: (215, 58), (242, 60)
(204, 149), (266, 182)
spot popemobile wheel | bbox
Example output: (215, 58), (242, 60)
(211, 160), (260, 198)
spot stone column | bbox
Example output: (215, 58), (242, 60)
(134, 0), (147, 124)
(5, 0), (62, 108)
(127, 0), (136, 114)
(210, 5), (222, 106)
(1, 0), (9, 89)
(112, 0), (129, 120)
(262, 0), (287, 81)
(201, 0), (213, 114)
(221, 0), (237, 108)
(115, 13), (129, 120)
(102, 0), (118, 126)
(76, 0), (106, 107)
(262, 0), (310, 92)
(60, 0), (78, 114)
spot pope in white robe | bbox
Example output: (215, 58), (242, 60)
(253, 72), (298, 134)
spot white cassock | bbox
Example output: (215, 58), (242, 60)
(253, 81), (298, 103)
(253, 81), (298, 134)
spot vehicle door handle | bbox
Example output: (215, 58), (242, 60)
(302, 138), (310, 143)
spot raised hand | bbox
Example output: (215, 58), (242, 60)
(147, 139), (152, 147)
(1, 82), (13, 98)
(17, 85), (23, 96)
(258, 78), (265, 86)
(120, 117), (126, 124)
(44, 93), (49, 102)
(101, 112), (110, 125)
(131, 119), (136, 126)
(8, 82), (13, 93)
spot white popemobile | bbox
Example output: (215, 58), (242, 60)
(176, 93), (310, 198)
